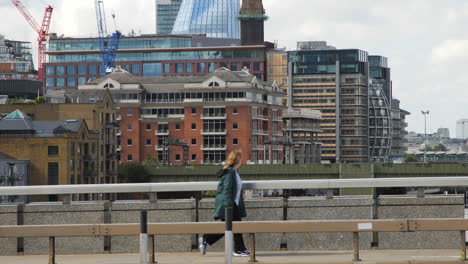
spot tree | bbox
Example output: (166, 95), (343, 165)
(34, 96), (45, 104)
(405, 154), (419, 163)
(118, 162), (149, 183)
(432, 143), (447, 151)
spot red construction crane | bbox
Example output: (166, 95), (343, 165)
(11, 0), (53, 83)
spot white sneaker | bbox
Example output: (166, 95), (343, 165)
(198, 236), (207, 255)
(233, 250), (250, 257)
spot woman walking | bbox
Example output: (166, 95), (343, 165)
(199, 150), (250, 257)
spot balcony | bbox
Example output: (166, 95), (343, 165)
(155, 145), (166, 151)
(273, 130), (283, 136)
(116, 130), (121, 136)
(116, 116), (121, 121)
(201, 114), (227, 120)
(156, 130), (169, 136)
(273, 116), (283, 122)
(201, 145), (227, 151)
(252, 144), (265, 150)
(201, 129), (227, 135)
(116, 145), (121, 152)
(252, 129), (263, 135)
(252, 114), (265, 120)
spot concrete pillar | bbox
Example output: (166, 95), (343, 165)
(0, 203), (21, 255)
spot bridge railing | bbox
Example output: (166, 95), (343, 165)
(1, 176), (468, 197)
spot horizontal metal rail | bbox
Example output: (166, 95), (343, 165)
(0, 176), (468, 196)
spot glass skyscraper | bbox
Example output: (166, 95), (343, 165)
(156, 0), (183, 35)
(172, 0), (240, 39)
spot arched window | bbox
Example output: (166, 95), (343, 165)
(104, 83), (114, 88)
(208, 82), (220, 87)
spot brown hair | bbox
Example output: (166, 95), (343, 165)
(223, 149), (242, 169)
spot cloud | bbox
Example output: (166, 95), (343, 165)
(430, 39), (468, 67)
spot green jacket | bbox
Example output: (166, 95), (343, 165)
(213, 167), (247, 219)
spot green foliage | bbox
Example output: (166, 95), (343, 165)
(404, 154), (419, 163)
(143, 155), (159, 166)
(34, 96), (45, 104)
(205, 190), (217, 197)
(432, 143), (447, 151)
(118, 162), (149, 183)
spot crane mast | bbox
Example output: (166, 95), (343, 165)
(94, 0), (121, 75)
(11, 0), (53, 83)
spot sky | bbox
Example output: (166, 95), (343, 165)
(1, 0), (467, 136)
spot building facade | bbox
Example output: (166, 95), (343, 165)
(0, 152), (29, 203)
(78, 68), (284, 165)
(0, 80), (42, 100)
(156, 0), (183, 35)
(0, 90), (118, 184)
(456, 119), (468, 139)
(172, 0), (240, 39)
(289, 47), (370, 163)
(283, 108), (322, 164)
(0, 110), (101, 200)
(390, 99), (410, 162)
(43, 35), (267, 92)
(266, 50), (288, 105)
(0, 35), (37, 80)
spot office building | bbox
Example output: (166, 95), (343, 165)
(457, 119), (468, 139)
(266, 50), (288, 105)
(0, 35), (37, 80)
(390, 99), (410, 162)
(43, 34), (266, 92)
(0, 110), (101, 200)
(0, 89), (118, 185)
(238, 0), (267, 45)
(437, 128), (450, 139)
(0, 80), (42, 100)
(78, 68), (285, 165)
(172, 0), (240, 39)
(156, 0), (183, 34)
(283, 108), (322, 164)
(288, 45), (370, 163)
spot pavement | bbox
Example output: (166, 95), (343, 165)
(1, 250), (468, 264)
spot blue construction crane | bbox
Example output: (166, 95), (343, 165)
(94, 0), (121, 75)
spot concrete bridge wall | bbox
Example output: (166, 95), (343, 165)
(0, 195), (463, 255)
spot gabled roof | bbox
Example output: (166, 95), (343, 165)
(0, 152), (16, 160)
(4, 109), (31, 120)
(89, 70), (140, 85)
(0, 109), (33, 131)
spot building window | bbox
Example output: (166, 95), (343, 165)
(176, 63), (183, 73)
(56, 78), (65, 87)
(127, 139), (133, 146)
(191, 123), (196, 130)
(132, 64), (141, 74)
(197, 63), (205, 72)
(146, 139), (152, 146)
(127, 154), (133, 161)
(208, 62), (214, 72)
(233, 138), (238, 145)
(67, 77), (76, 87)
(48, 146), (59, 156)
(175, 154), (181, 161)
(233, 123), (238, 130)
(192, 138), (197, 145)
(186, 63), (192, 73)
(283, 68), (288, 73)
(143, 63), (162, 77)
(282, 55), (288, 60)
(127, 108), (133, 116)
(67, 65), (76, 75)
(77, 65), (86, 75)
(146, 124), (152, 130)
(230, 62), (238, 71)
(45, 66), (54, 76)
(88, 65), (97, 75)
(127, 124), (133, 131)
(56, 66), (65, 75)
(191, 108), (197, 114)
(175, 123), (181, 130)
(243, 62), (250, 70)
(232, 107), (238, 114)
(45, 78), (54, 87)
(78, 77), (87, 85)
(48, 162), (59, 185)
(191, 154), (197, 161)
(253, 61), (261, 71)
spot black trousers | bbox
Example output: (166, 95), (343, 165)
(203, 204), (247, 252)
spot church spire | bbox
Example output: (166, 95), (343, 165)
(238, 0), (267, 46)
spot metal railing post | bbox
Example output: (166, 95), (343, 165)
(353, 232), (361, 262)
(140, 211), (148, 264)
(225, 207), (233, 264)
(461, 230), (466, 261)
(149, 234), (157, 263)
(248, 233), (257, 262)
(48, 236), (55, 264)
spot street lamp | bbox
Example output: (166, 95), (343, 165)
(421, 110), (430, 163)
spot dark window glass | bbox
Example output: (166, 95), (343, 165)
(56, 66), (65, 76)
(146, 124), (152, 130)
(191, 123), (196, 129)
(67, 65), (76, 75)
(230, 62), (238, 71)
(127, 139), (133, 145)
(253, 62), (260, 71)
(127, 154), (133, 161)
(45, 66), (55, 76)
(48, 162), (59, 185)
(56, 78), (65, 87)
(232, 107), (238, 114)
(233, 138), (238, 145)
(77, 65), (86, 75)
(146, 139), (152, 145)
(175, 154), (181, 161)
(191, 154), (196, 160)
(67, 77), (76, 87)
(175, 123), (181, 130)
(88, 65), (97, 75)
(192, 138), (196, 145)
(233, 123), (238, 129)
(48, 146), (59, 156)
(191, 108), (196, 114)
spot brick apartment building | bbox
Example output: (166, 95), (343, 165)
(77, 67), (285, 165)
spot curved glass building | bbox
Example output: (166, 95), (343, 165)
(172, 0), (240, 39)
(369, 78), (393, 162)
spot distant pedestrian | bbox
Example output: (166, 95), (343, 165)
(199, 149), (250, 257)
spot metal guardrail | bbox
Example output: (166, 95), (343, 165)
(0, 176), (468, 196)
